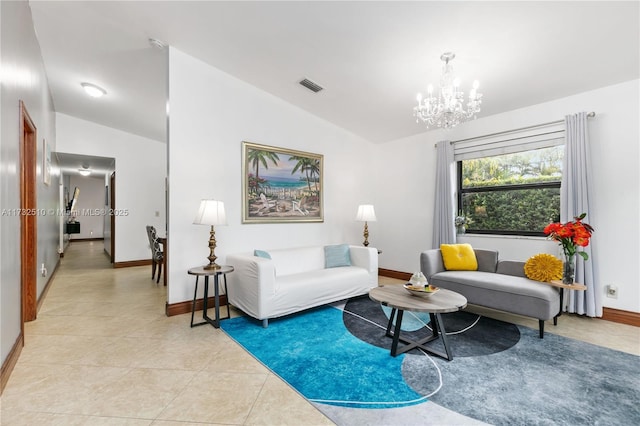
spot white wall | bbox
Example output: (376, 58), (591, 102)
(374, 79), (640, 313)
(167, 47), (375, 304)
(68, 175), (105, 240)
(1, 1), (58, 364)
(56, 113), (166, 262)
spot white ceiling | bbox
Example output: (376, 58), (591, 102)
(30, 1), (639, 145)
(55, 152), (115, 178)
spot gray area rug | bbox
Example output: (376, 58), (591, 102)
(328, 296), (640, 426)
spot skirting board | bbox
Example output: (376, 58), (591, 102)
(378, 268), (639, 328)
(166, 295), (229, 317)
(602, 308), (640, 327)
(113, 259), (152, 268)
(378, 268), (411, 281)
(1, 332), (23, 395)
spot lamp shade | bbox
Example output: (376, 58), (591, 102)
(356, 204), (377, 222)
(193, 199), (227, 226)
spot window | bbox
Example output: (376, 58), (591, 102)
(455, 125), (565, 236)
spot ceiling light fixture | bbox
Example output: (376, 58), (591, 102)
(81, 82), (107, 98)
(413, 52), (483, 130)
(78, 166), (91, 176)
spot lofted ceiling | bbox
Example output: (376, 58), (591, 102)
(29, 1), (639, 145)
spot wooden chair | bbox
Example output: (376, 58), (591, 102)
(145, 225), (164, 284)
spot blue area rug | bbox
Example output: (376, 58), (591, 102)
(222, 296), (640, 425)
(221, 303), (426, 408)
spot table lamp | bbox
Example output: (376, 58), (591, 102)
(193, 199), (227, 269)
(356, 204), (377, 247)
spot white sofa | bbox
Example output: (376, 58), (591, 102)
(226, 245), (378, 327)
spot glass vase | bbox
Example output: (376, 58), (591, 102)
(562, 253), (576, 284)
(456, 225), (466, 235)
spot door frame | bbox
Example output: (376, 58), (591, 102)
(20, 100), (37, 323)
(110, 171), (115, 263)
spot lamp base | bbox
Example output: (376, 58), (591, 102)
(362, 222), (370, 247)
(204, 225), (220, 270)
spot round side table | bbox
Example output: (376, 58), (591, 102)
(187, 265), (234, 328)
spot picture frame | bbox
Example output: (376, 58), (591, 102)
(43, 138), (51, 185)
(242, 141), (323, 223)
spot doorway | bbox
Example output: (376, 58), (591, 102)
(20, 101), (37, 323)
(110, 171), (116, 263)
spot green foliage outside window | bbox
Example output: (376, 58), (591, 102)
(459, 146), (563, 235)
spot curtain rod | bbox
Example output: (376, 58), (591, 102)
(434, 111), (596, 148)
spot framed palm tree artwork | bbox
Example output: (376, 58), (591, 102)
(242, 141), (323, 223)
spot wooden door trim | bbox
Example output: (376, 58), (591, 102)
(19, 100), (37, 323)
(110, 171), (115, 264)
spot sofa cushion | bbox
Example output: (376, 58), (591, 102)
(254, 249), (271, 259)
(324, 244), (352, 268)
(430, 271), (560, 320)
(475, 249), (499, 273)
(440, 244), (478, 271)
(268, 246), (325, 276)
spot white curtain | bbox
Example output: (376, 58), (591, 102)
(432, 140), (456, 248)
(562, 112), (600, 317)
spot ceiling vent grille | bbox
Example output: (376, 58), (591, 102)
(299, 78), (323, 93)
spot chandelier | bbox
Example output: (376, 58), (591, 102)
(413, 52), (483, 129)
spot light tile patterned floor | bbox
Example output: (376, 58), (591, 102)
(1, 241), (638, 425)
(1, 241), (332, 426)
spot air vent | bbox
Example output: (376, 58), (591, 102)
(299, 78), (324, 93)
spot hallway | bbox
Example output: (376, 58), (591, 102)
(1, 241), (332, 425)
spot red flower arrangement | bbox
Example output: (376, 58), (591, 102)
(543, 213), (594, 261)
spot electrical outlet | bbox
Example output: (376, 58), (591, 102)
(606, 284), (618, 299)
(41, 263), (47, 277)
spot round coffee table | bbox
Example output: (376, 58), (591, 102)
(369, 285), (467, 361)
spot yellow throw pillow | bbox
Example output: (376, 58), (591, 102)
(440, 244), (478, 271)
(524, 253), (562, 282)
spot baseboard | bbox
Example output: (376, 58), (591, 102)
(70, 237), (105, 242)
(113, 259), (152, 268)
(1, 332), (24, 395)
(37, 258), (60, 312)
(378, 268), (411, 281)
(166, 295), (229, 317)
(602, 307), (640, 327)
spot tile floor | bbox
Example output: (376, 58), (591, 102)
(1, 241), (638, 425)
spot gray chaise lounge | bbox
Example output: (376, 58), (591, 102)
(420, 248), (560, 338)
